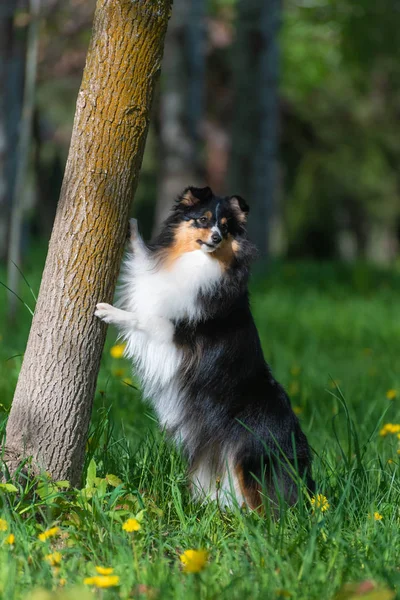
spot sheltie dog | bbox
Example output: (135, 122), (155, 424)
(95, 186), (314, 509)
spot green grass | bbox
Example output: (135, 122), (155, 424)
(0, 251), (400, 600)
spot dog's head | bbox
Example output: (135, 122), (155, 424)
(170, 186), (249, 255)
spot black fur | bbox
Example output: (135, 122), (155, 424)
(153, 187), (314, 507)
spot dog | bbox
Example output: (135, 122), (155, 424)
(95, 186), (314, 509)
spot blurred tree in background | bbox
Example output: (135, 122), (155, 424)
(1, 0), (400, 283)
(229, 0), (280, 255)
(281, 0), (400, 261)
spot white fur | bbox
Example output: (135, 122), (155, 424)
(190, 453), (246, 508)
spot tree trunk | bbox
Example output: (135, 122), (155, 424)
(4, 0), (171, 486)
(153, 0), (205, 234)
(229, 0), (281, 256)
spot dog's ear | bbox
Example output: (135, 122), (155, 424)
(230, 195), (249, 223)
(178, 186), (213, 207)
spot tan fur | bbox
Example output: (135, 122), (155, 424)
(230, 197), (247, 223)
(161, 223), (241, 271)
(162, 221), (208, 267)
(211, 235), (241, 270)
(180, 190), (198, 207)
(235, 464), (263, 512)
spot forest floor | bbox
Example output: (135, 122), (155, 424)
(0, 248), (399, 600)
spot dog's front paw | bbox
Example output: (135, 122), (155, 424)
(95, 302), (115, 324)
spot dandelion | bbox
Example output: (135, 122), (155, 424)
(110, 344), (126, 359)
(374, 512), (383, 521)
(45, 551), (62, 566)
(38, 526), (60, 541)
(122, 518), (141, 532)
(386, 389), (397, 400)
(289, 381), (300, 396)
(379, 423), (400, 437)
(310, 494), (330, 513)
(293, 406), (303, 416)
(290, 365), (301, 377)
(179, 549), (209, 573)
(5, 533), (14, 545)
(0, 519), (8, 532)
(59, 578), (67, 587)
(95, 566), (114, 575)
(84, 575), (120, 588)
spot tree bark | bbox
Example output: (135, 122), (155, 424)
(4, 0), (171, 486)
(229, 0), (281, 256)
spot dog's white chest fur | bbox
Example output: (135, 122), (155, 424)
(118, 247), (223, 430)
(133, 249), (222, 322)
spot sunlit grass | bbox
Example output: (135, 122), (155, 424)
(0, 254), (399, 599)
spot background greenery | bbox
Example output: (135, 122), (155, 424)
(1, 0), (400, 598)
(0, 253), (399, 599)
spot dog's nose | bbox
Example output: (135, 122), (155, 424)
(211, 232), (222, 244)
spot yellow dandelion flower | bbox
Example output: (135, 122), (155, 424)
(45, 551), (62, 566)
(84, 575), (120, 588)
(397, 449), (400, 455)
(379, 423), (400, 437)
(289, 381), (300, 396)
(38, 526), (60, 541)
(293, 406), (303, 415)
(310, 494), (330, 513)
(374, 512), (383, 521)
(386, 389), (397, 400)
(290, 365), (301, 377)
(0, 519), (8, 532)
(5, 533), (14, 545)
(95, 566), (114, 575)
(110, 344), (126, 359)
(122, 518), (141, 532)
(179, 549), (209, 573)
(59, 578), (67, 587)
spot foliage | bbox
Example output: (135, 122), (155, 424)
(281, 0), (400, 258)
(0, 253), (400, 598)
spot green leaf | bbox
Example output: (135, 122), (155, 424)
(0, 483), (18, 493)
(96, 479), (108, 498)
(105, 474), (123, 488)
(86, 458), (97, 489)
(56, 480), (70, 489)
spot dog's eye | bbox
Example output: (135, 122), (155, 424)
(197, 217), (208, 225)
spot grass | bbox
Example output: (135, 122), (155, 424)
(0, 249), (399, 599)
